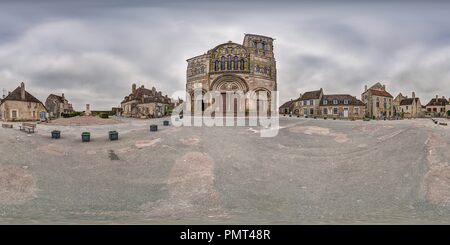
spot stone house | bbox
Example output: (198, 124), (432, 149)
(121, 83), (171, 118)
(298, 88), (323, 117)
(279, 99), (297, 115)
(361, 82), (394, 119)
(393, 92), (407, 117)
(426, 95), (449, 117)
(319, 94), (366, 119)
(45, 93), (74, 118)
(421, 105), (427, 115)
(398, 94), (422, 119)
(0, 82), (48, 122)
(446, 100), (450, 117)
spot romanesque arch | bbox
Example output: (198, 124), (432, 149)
(188, 88), (208, 113)
(210, 74), (249, 93)
(210, 75), (249, 116)
(249, 87), (272, 115)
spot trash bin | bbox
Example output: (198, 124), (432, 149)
(163, 120), (169, 126)
(109, 131), (118, 141)
(82, 132), (90, 142)
(150, 125), (158, 132)
(51, 130), (60, 139)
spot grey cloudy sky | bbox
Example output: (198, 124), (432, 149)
(0, 0), (449, 110)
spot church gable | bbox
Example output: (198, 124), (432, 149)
(209, 42), (249, 72)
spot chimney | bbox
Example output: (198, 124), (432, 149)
(364, 85), (367, 92)
(436, 95), (439, 99)
(132, 83), (136, 93)
(62, 93), (65, 99)
(20, 82), (25, 100)
(443, 96), (445, 100)
(412, 92), (415, 98)
(382, 84), (386, 90)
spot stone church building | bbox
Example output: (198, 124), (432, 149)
(186, 34), (277, 115)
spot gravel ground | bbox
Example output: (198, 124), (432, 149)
(43, 116), (122, 126)
(1, 116), (450, 224)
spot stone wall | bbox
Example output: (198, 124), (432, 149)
(1, 100), (47, 122)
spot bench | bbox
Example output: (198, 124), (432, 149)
(2, 123), (13, 128)
(19, 123), (36, 133)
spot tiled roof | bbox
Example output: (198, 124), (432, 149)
(121, 86), (170, 104)
(320, 94), (365, 106)
(300, 89), (322, 100)
(1, 86), (43, 104)
(394, 93), (407, 101)
(369, 82), (385, 90)
(279, 100), (295, 109)
(426, 98), (449, 107)
(400, 98), (419, 106)
(47, 94), (64, 103)
(368, 89), (393, 98)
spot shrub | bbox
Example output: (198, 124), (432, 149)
(61, 112), (82, 118)
(99, 113), (109, 119)
(166, 108), (173, 115)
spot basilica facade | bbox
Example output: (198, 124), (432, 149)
(186, 34), (277, 115)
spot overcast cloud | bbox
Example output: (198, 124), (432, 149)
(0, 0), (450, 110)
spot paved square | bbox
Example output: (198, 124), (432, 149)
(1, 117), (450, 224)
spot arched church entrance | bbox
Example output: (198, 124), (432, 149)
(211, 75), (249, 117)
(254, 88), (272, 117)
(189, 89), (207, 115)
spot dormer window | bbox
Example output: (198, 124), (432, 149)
(323, 100), (328, 105)
(333, 99), (338, 105)
(344, 99), (349, 105)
